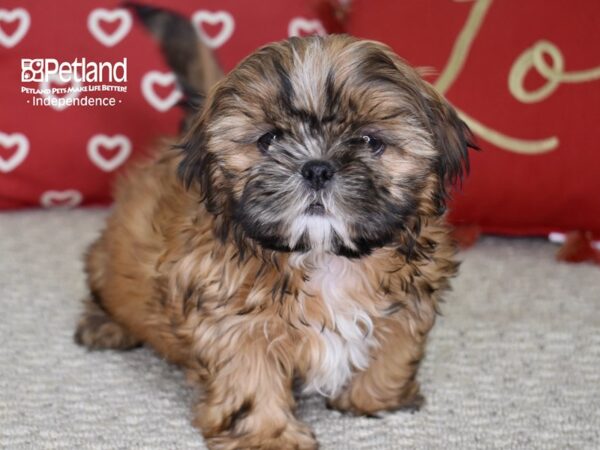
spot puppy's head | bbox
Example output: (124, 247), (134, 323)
(179, 35), (476, 257)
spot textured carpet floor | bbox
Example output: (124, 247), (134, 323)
(1, 209), (599, 449)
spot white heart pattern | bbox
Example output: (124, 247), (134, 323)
(192, 10), (235, 49)
(40, 190), (83, 209)
(141, 71), (182, 112)
(87, 134), (132, 172)
(39, 73), (81, 112)
(0, 132), (29, 173)
(288, 18), (326, 38)
(0, 8), (30, 48)
(87, 8), (132, 47)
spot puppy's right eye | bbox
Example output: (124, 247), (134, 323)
(257, 131), (280, 153)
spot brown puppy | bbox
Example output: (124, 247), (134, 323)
(75, 31), (476, 450)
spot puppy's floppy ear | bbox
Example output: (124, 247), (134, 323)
(176, 116), (227, 215)
(423, 86), (479, 213)
(369, 43), (477, 208)
(125, 2), (223, 129)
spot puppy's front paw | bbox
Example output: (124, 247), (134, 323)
(327, 381), (424, 417)
(74, 301), (140, 350)
(204, 420), (317, 450)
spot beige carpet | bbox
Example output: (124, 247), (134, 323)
(1, 209), (599, 449)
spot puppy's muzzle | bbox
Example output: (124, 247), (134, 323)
(301, 160), (335, 191)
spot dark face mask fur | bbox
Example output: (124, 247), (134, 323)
(75, 5), (477, 450)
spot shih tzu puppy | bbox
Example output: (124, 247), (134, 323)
(75, 6), (476, 450)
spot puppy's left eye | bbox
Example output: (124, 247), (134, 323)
(361, 135), (386, 156)
(257, 131), (280, 153)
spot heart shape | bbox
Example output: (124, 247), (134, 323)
(141, 71), (182, 112)
(87, 8), (132, 47)
(0, 8), (30, 48)
(39, 73), (81, 112)
(87, 134), (131, 172)
(0, 132), (29, 173)
(40, 190), (82, 209)
(192, 10), (235, 49)
(288, 18), (326, 38)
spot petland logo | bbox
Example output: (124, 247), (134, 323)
(20, 58), (128, 109)
(21, 58), (127, 83)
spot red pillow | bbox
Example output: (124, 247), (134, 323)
(0, 0), (329, 209)
(348, 0), (600, 238)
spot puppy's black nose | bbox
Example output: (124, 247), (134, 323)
(301, 160), (335, 191)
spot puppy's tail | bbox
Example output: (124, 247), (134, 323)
(124, 2), (223, 127)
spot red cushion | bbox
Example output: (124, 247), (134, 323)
(0, 0), (328, 209)
(348, 0), (600, 238)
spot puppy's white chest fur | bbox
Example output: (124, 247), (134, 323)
(291, 254), (377, 397)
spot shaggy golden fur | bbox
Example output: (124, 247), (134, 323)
(75, 29), (475, 450)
